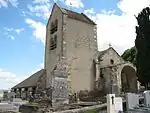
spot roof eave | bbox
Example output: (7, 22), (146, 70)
(81, 13), (97, 25)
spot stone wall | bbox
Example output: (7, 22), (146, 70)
(19, 104), (107, 113)
(65, 17), (97, 92)
(45, 4), (64, 88)
(126, 109), (150, 113)
(96, 47), (137, 95)
(52, 77), (68, 103)
(95, 66), (119, 95)
(36, 71), (46, 96)
(96, 47), (125, 95)
(99, 47), (124, 68)
(19, 104), (38, 113)
(78, 90), (106, 103)
(53, 104), (107, 113)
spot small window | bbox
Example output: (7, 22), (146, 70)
(98, 56), (103, 62)
(50, 35), (57, 50)
(50, 19), (58, 34)
(100, 68), (104, 78)
(110, 59), (114, 64)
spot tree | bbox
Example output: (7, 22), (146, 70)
(121, 46), (137, 66)
(135, 7), (150, 88)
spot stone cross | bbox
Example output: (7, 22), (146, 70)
(109, 43), (112, 48)
(111, 96), (114, 104)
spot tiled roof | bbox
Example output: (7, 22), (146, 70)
(12, 69), (45, 89)
(61, 8), (96, 25)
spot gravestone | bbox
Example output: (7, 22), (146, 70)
(107, 94), (115, 113)
(0, 103), (19, 112)
(107, 94), (123, 113)
(114, 97), (123, 113)
(126, 93), (139, 110)
(144, 90), (150, 107)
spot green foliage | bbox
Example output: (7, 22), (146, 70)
(135, 7), (150, 88)
(121, 46), (137, 66)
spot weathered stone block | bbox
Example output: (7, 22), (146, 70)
(144, 90), (150, 107)
(126, 93), (139, 110)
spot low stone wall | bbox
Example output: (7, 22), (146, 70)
(53, 104), (107, 113)
(19, 104), (39, 113)
(126, 109), (150, 113)
(78, 90), (106, 103)
(19, 102), (107, 113)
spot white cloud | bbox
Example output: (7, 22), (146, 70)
(25, 18), (46, 44)
(62, 0), (84, 8)
(0, 69), (29, 89)
(3, 27), (24, 40)
(25, 0), (50, 44)
(33, 0), (49, 4)
(9, 35), (15, 40)
(84, 8), (95, 14)
(4, 27), (24, 34)
(118, 0), (150, 16)
(0, 62), (44, 89)
(27, 0), (51, 20)
(0, 0), (7, 8)
(0, 0), (18, 8)
(28, 4), (51, 19)
(15, 28), (24, 34)
(9, 0), (18, 7)
(95, 13), (137, 54)
(21, 11), (26, 16)
(4, 27), (13, 32)
(85, 0), (150, 54)
(40, 63), (44, 68)
(28, 5), (49, 13)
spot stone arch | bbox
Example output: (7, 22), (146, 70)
(119, 63), (137, 93)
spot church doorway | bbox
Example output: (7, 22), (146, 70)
(121, 65), (137, 93)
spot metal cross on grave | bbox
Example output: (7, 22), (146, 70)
(111, 96), (114, 105)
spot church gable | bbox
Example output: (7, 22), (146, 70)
(98, 47), (125, 67)
(47, 3), (63, 28)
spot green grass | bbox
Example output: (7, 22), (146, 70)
(84, 109), (99, 113)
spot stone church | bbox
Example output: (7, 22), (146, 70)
(11, 3), (138, 101)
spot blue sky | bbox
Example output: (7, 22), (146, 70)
(0, 0), (149, 89)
